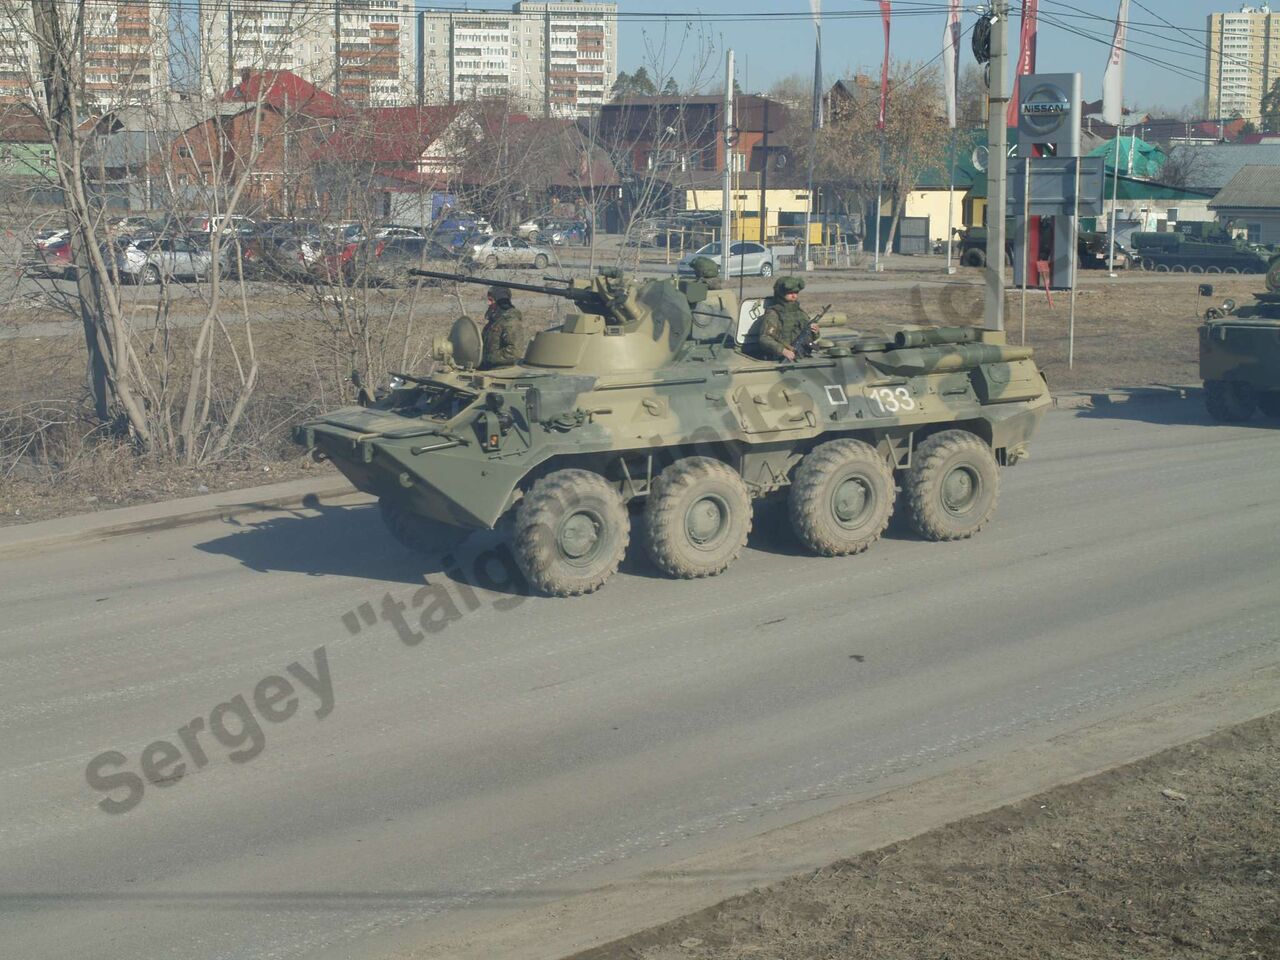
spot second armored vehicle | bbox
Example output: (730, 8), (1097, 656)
(1199, 257), (1280, 421)
(296, 268), (1051, 596)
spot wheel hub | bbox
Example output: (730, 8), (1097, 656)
(558, 511), (601, 562)
(941, 466), (978, 514)
(685, 496), (728, 547)
(832, 476), (870, 526)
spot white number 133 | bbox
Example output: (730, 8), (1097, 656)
(866, 387), (916, 414)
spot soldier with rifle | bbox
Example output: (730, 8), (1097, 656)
(480, 285), (526, 369)
(754, 276), (821, 361)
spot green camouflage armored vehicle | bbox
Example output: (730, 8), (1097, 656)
(1199, 257), (1280, 421)
(294, 268), (1051, 596)
(1131, 228), (1272, 275)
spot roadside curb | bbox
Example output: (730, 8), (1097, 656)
(1053, 384), (1194, 409)
(0, 475), (361, 559)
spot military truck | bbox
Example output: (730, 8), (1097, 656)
(1131, 228), (1272, 275)
(295, 268), (1051, 596)
(1199, 257), (1280, 421)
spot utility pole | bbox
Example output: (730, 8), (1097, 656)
(758, 99), (769, 244)
(334, 0), (342, 100)
(985, 1), (1010, 332)
(721, 49), (734, 261)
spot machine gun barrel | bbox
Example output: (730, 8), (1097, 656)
(409, 268), (595, 302)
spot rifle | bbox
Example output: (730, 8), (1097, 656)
(789, 303), (833, 359)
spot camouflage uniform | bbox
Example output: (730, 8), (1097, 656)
(690, 255), (722, 290)
(755, 276), (810, 360)
(480, 287), (526, 369)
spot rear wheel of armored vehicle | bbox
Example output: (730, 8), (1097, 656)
(379, 499), (466, 555)
(904, 430), (999, 541)
(1258, 392), (1280, 420)
(1204, 380), (1257, 422)
(789, 439), (894, 556)
(643, 457), (751, 579)
(514, 469), (629, 596)
(961, 248), (985, 268)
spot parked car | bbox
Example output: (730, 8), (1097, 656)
(184, 214), (257, 236)
(515, 218), (543, 240)
(246, 223), (326, 280)
(108, 216), (162, 238)
(364, 237), (461, 285)
(113, 235), (231, 284)
(435, 212), (490, 236)
(545, 219), (588, 246)
(27, 236), (74, 278)
(676, 241), (774, 278)
(465, 233), (554, 269)
(33, 226), (70, 251)
(373, 224), (425, 240)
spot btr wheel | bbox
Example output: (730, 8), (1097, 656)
(760, 262), (773, 277)
(904, 430), (999, 541)
(788, 439), (894, 556)
(533, 254), (549, 269)
(1258, 391), (1280, 419)
(1204, 380), (1257, 422)
(643, 457), (751, 579)
(514, 469), (629, 596)
(379, 499), (466, 554)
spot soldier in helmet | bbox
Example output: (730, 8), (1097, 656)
(480, 285), (526, 369)
(689, 255), (723, 290)
(754, 276), (819, 361)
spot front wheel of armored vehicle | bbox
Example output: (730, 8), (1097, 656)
(1258, 391), (1280, 420)
(904, 430), (999, 541)
(643, 457), (751, 579)
(1204, 380), (1257, 422)
(514, 470), (629, 596)
(789, 439), (895, 556)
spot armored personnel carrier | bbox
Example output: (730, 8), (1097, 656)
(1131, 229), (1272, 275)
(1199, 257), (1280, 422)
(294, 268), (1051, 595)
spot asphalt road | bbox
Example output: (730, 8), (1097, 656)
(2, 401), (1279, 959)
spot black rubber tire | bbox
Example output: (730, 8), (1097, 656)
(484, 255), (499, 269)
(961, 248), (985, 268)
(1258, 391), (1280, 419)
(760, 262), (773, 277)
(1174, 264), (1189, 274)
(513, 469), (628, 596)
(142, 265), (160, 285)
(1267, 260), (1280, 292)
(788, 439), (894, 556)
(1155, 263), (1170, 273)
(1206, 265), (1221, 274)
(904, 430), (1000, 541)
(1141, 257), (1155, 271)
(533, 254), (548, 269)
(379, 499), (466, 554)
(1225, 267), (1240, 275)
(1204, 380), (1257, 422)
(643, 457), (751, 579)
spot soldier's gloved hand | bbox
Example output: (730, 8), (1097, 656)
(781, 348), (797, 361)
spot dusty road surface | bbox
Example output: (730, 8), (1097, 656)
(2, 400), (1279, 959)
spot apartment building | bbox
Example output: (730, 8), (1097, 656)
(200, 0), (413, 107)
(0, 0), (168, 107)
(416, 1), (616, 117)
(1205, 4), (1280, 122)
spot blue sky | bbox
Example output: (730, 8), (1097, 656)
(614, 1), (1232, 113)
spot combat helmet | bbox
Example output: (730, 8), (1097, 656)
(773, 275), (805, 298)
(487, 285), (513, 303)
(689, 256), (720, 280)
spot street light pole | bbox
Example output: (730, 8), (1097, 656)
(984, 1), (1011, 332)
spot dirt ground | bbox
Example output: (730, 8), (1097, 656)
(0, 267), (1255, 525)
(572, 712), (1280, 960)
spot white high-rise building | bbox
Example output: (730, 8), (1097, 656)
(0, 0), (168, 108)
(199, 0), (414, 107)
(416, 2), (617, 117)
(1206, 4), (1280, 122)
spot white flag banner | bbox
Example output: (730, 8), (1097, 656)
(942, 0), (962, 128)
(1102, 0), (1129, 126)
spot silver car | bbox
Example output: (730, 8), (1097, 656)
(677, 241), (775, 278)
(467, 234), (553, 270)
(115, 236), (229, 284)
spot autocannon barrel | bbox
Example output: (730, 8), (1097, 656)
(409, 267), (589, 300)
(893, 327), (983, 349)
